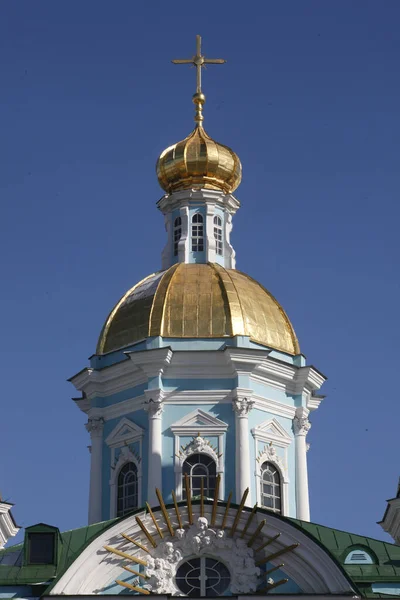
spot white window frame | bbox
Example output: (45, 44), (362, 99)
(252, 418), (291, 516)
(173, 216), (182, 257)
(213, 215), (223, 256)
(191, 213), (204, 252)
(105, 417), (144, 518)
(170, 408), (228, 500)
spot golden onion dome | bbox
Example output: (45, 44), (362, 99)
(97, 263), (299, 356)
(156, 93), (242, 194)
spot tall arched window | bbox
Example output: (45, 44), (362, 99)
(191, 213), (204, 252)
(260, 462), (281, 513)
(117, 462), (138, 517)
(182, 453), (216, 498)
(213, 215), (223, 255)
(174, 216), (182, 256)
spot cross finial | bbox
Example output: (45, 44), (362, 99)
(172, 35), (226, 126)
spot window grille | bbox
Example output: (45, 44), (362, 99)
(176, 557), (231, 596)
(213, 215), (223, 255)
(260, 461), (281, 513)
(191, 213), (204, 252)
(117, 462), (138, 517)
(182, 453), (216, 498)
(174, 216), (182, 256)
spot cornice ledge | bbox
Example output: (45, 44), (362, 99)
(144, 388), (166, 404)
(252, 394), (296, 419)
(294, 366), (326, 398)
(126, 347), (173, 377)
(224, 347), (271, 375)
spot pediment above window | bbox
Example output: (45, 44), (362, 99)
(170, 408), (228, 435)
(252, 417), (292, 447)
(105, 417), (144, 448)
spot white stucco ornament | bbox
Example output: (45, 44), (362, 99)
(143, 516), (261, 595)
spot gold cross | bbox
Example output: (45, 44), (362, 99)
(172, 35), (226, 94)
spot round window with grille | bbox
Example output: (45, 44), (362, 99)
(175, 556), (231, 596)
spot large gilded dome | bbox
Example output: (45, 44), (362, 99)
(97, 263), (299, 356)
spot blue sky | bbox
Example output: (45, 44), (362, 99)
(1, 0), (399, 543)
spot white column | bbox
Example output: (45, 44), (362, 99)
(144, 398), (164, 507)
(233, 397), (254, 505)
(293, 407), (311, 521)
(86, 417), (104, 525)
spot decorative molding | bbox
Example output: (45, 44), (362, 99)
(144, 517), (260, 595)
(232, 396), (255, 417)
(0, 502), (19, 549)
(105, 417), (144, 449)
(144, 397), (164, 418)
(177, 435), (220, 467)
(293, 407), (311, 437)
(85, 417), (104, 438)
(170, 407), (229, 435)
(251, 417), (292, 448)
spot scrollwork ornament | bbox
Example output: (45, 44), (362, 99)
(232, 397), (255, 417)
(144, 398), (164, 418)
(85, 417), (104, 437)
(293, 408), (311, 436)
(141, 516), (260, 595)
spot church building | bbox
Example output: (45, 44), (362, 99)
(1, 37), (400, 599)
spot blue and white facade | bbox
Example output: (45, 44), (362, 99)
(71, 182), (326, 525)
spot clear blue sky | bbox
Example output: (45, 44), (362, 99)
(1, 0), (399, 544)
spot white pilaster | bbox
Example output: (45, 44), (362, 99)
(86, 417), (104, 524)
(144, 396), (164, 507)
(233, 396), (254, 505)
(293, 407), (311, 521)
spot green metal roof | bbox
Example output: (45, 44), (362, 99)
(1, 506), (400, 597)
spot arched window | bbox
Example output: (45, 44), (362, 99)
(174, 216), (182, 256)
(213, 215), (223, 255)
(260, 461), (281, 513)
(191, 213), (204, 252)
(182, 453), (216, 498)
(117, 462), (138, 517)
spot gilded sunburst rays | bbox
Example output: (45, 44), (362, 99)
(104, 484), (298, 595)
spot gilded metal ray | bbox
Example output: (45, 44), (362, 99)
(145, 502), (164, 539)
(104, 545), (147, 567)
(255, 533), (281, 553)
(240, 504), (258, 538)
(115, 579), (150, 595)
(155, 488), (175, 537)
(135, 516), (157, 548)
(256, 543), (299, 566)
(258, 578), (288, 593)
(121, 532), (151, 554)
(172, 490), (183, 529)
(184, 474), (193, 525)
(247, 519), (266, 548)
(230, 488), (249, 536)
(122, 565), (149, 580)
(211, 475), (221, 526)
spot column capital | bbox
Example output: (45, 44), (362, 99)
(144, 398), (164, 418)
(85, 417), (104, 438)
(232, 396), (255, 417)
(293, 407), (311, 436)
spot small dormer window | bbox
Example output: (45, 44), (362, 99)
(344, 549), (374, 565)
(27, 532), (56, 565)
(213, 216), (223, 255)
